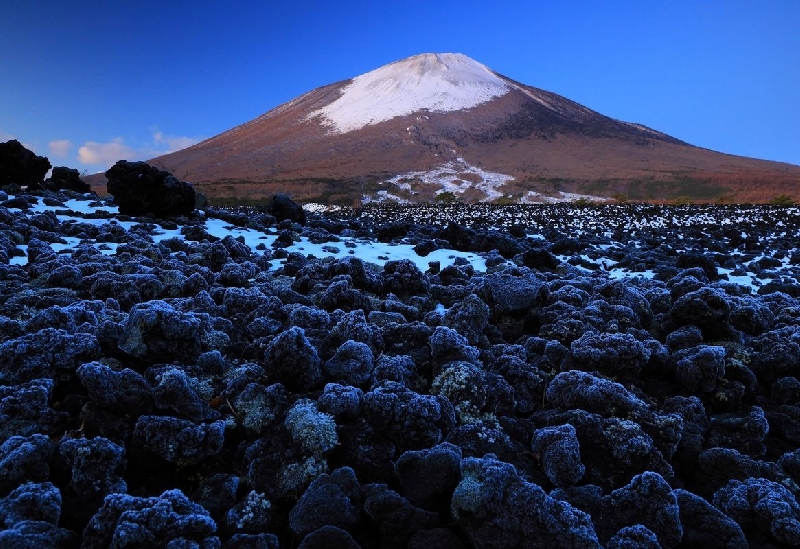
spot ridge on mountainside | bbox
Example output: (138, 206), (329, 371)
(90, 53), (800, 205)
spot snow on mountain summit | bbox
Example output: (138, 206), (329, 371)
(307, 53), (511, 134)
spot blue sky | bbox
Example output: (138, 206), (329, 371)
(1, 1), (798, 173)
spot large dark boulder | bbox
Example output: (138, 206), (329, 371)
(0, 140), (51, 189)
(271, 193), (306, 224)
(44, 166), (91, 192)
(105, 160), (195, 216)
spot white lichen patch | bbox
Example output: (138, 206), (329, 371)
(432, 362), (492, 425)
(235, 490), (272, 530)
(284, 399), (338, 456)
(279, 457), (328, 494)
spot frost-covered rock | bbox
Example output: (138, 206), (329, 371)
(263, 327), (323, 392)
(82, 489), (218, 549)
(545, 370), (648, 417)
(77, 362), (153, 415)
(713, 477), (800, 546)
(0, 328), (100, 384)
(288, 467), (361, 538)
(285, 399), (338, 456)
(0, 481), (62, 527)
(0, 434), (53, 496)
(323, 340), (374, 387)
(672, 344), (726, 392)
(0, 378), (67, 443)
(59, 437), (126, 498)
(132, 416), (225, 464)
(232, 382), (287, 435)
(119, 300), (226, 363)
(394, 442), (462, 511)
(570, 332), (650, 379)
(363, 382), (447, 451)
(593, 471), (682, 548)
(317, 383), (363, 419)
(531, 424), (585, 488)
(675, 488), (747, 548)
(451, 454), (600, 548)
(151, 365), (220, 422)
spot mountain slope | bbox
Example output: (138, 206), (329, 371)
(139, 53), (800, 204)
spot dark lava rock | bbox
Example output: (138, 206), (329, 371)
(0, 434), (54, 497)
(44, 166), (91, 193)
(0, 378), (68, 443)
(519, 248), (560, 270)
(58, 436), (127, 498)
(106, 160), (196, 216)
(82, 489), (218, 548)
(713, 477), (800, 546)
(361, 482), (439, 548)
(288, 467), (361, 539)
(394, 442), (462, 511)
(298, 526), (358, 548)
(593, 471), (682, 548)
(132, 416), (225, 464)
(531, 424), (585, 488)
(118, 300), (223, 364)
(0, 328), (100, 385)
(0, 480), (62, 527)
(263, 326), (323, 392)
(450, 454), (600, 548)
(76, 362), (154, 415)
(674, 488), (747, 548)
(0, 139), (51, 189)
(271, 193), (306, 225)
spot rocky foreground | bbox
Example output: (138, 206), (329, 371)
(2, 190), (800, 548)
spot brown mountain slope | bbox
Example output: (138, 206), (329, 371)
(96, 53), (800, 204)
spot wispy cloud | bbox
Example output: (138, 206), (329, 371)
(152, 129), (202, 153)
(76, 129), (203, 168)
(77, 138), (139, 166)
(48, 139), (73, 158)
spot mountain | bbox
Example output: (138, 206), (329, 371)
(136, 53), (800, 204)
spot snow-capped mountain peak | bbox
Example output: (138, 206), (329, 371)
(307, 53), (511, 133)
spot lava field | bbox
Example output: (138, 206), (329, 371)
(2, 189), (800, 548)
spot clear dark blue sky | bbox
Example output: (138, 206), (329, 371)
(1, 1), (798, 172)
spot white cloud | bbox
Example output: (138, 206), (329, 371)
(48, 139), (72, 158)
(0, 128), (14, 142)
(77, 130), (203, 168)
(77, 138), (139, 166)
(151, 128), (201, 153)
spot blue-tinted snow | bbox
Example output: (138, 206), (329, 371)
(6, 195), (800, 293)
(6, 196), (487, 272)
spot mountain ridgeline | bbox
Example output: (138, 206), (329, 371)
(117, 53), (799, 205)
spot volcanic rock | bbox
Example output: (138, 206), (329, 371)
(0, 140), (51, 190)
(44, 166), (91, 193)
(106, 160), (195, 216)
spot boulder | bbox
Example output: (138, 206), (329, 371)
(271, 193), (306, 224)
(106, 160), (195, 216)
(44, 166), (91, 192)
(0, 140), (51, 189)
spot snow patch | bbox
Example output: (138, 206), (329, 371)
(307, 53), (510, 134)
(378, 158), (513, 203)
(519, 191), (612, 204)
